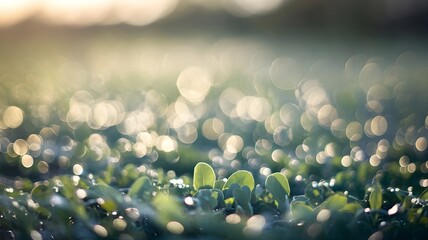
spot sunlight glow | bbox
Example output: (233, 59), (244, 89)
(0, 0), (37, 27)
(0, 0), (179, 27)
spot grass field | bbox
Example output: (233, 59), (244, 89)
(0, 22), (428, 239)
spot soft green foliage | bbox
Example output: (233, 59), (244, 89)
(223, 170), (255, 192)
(196, 189), (224, 211)
(0, 163), (427, 239)
(193, 162), (216, 190)
(291, 201), (313, 220)
(369, 182), (383, 210)
(265, 173), (290, 203)
(317, 193), (347, 212)
(127, 176), (152, 200)
(419, 188), (428, 201)
(152, 194), (184, 224)
(232, 186), (253, 215)
(1, 33), (428, 239)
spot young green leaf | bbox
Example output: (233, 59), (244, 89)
(265, 173), (290, 203)
(193, 162), (216, 190)
(31, 184), (53, 200)
(233, 186), (253, 215)
(369, 183), (382, 210)
(291, 201), (314, 220)
(317, 193), (347, 212)
(419, 188), (428, 201)
(223, 170), (255, 192)
(341, 202), (363, 214)
(128, 176), (152, 200)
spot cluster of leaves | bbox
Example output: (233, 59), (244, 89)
(0, 162), (427, 240)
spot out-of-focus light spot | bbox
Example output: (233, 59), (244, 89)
(331, 119), (347, 138)
(21, 154), (34, 168)
(13, 139), (28, 156)
(93, 224), (108, 237)
(271, 149), (285, 163)
(184, 196), (194, 206)
(273, 126), (293, 146)
(300, 112), (314, 132)
(177, 66), (211, 103)
(73, 164), (84, 175)
(37, 0), (178, 27)
(265, 112), (281, 134)
(166, 221), (184, 235)
(167, 170), (176, 179)
(367, 85), (390, 103)
(137, 132), (157, 148)
(70, 176), (80, 186)
(371, 116), (388, 136)
(341, 155), (352, 167)
(407, 163), (416, 173)
(236, 96), (271, 122)
(43, 149), (55, 163)
(415, 137), (427, 152)
(30, 230), (43, 240)
(243, 215), (265, 236)
(225, 214), (241, 224)
(368, 231), (383, 240)
(113, 218), (127, 231)
(89, 100), (125, 130)
(255, 139), (272, 155)
(369, 155), (381, 167)
(366, 100), (383, 113)
(299, 81), (330, 117)
(420, 179), (428, 187)
(38, 161), (49, 174)
(76, 189), (87, 199)
(307, 223), (322, 238)
(27, 134), (43, 151)
(3, 106), (24, 129)
(133, 142), (148, 158)
(39, 0), (111, 26)
(125, 208), (140, 221)
(223, 0), (284, 17)
(176, 124), (198, 144)
(114, 0), (179, 26)
(316, 209), (331, 222)
(270, 56), (301, 90)
(169, 98), (201, 128)
(0, 0), (37, 27)
(345, 54), (367, 79)
(316, 151), (327, 164)
(376, 139), (389, 157)
(346, 121), (363, 141)
(219, 88), (244, 118)
(359, 63), (382, 92)
(317, 104), (337, 127)
(259, 167), (271, 176)
(399, 156), (409, 167)
(350, 147), (365, 161)
(364, 119), (374, 137)
(156, 135), (177, 152)
(325, 143), (336, 157)
(388, 204), (399, 215)
(219, 134), (244, 154)
(202, 118), (224, 140)
(421, 162), (428, 174)
(279, 104), (300, 127)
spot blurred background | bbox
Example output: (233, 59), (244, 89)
(1, 0), (428, 196)
(1, 0), (428, 31)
